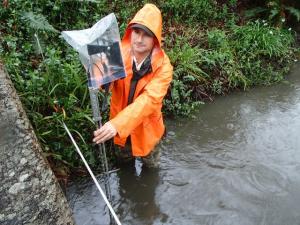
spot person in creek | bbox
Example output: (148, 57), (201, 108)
(93, 3), (173, 168)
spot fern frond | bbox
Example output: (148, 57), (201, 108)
(244, 7), (267, 19)
(285, 6), (300, 21)
(22, 12), (58, 33)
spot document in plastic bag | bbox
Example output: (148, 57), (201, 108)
(61, 13), (126, 88)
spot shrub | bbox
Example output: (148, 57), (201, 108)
(159, 0), (217, 24)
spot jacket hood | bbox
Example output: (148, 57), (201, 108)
(122, 4), (163, 48)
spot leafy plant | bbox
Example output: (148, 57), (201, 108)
(159, 0), (217, 24)
(22, 11), (58, 33)
(245, 0), (300, 27)
(231, 20), (294, 58)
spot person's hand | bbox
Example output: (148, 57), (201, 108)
(93, 121), (117, 144)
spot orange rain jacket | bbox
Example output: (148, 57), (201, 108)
(109, 4), (173, 157)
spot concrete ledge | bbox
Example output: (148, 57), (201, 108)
(0, 64), (75, 225)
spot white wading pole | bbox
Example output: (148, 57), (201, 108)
(62, 122), (121, 225)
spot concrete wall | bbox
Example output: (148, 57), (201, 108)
(0, 64), (75, 225)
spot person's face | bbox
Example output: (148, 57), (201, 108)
(131, 28), (154, 56)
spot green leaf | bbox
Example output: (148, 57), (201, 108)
(84, 115), (95, 125)
(269, 8), (279, 20)
(244, 7), (267, 19)
(41, 130), (52, 136)
(22, 12), (58, 33)
(69, 128), (87, 145)
(49, 83), (64, 95)
(285, 6), (300, 21)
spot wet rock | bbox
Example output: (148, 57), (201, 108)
(20, 158), (27, 165)
(7, 213), (16, 220)
(8, 183), (25, 195)
(0, 65), (75, 224)
(19, 174), (29, 182)
(8, 171), (15, 177)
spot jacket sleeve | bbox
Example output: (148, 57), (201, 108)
(110, 56), (173, 138)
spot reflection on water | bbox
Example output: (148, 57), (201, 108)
(116, 163), (166, 225)
(67, 63), (300, 225)
(67, 162), (166, 225)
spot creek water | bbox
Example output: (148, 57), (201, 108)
(67, 62), (300, 225)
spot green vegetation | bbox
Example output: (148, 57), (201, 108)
(245, 0), (300, 27)
(0, 0), (298, 178)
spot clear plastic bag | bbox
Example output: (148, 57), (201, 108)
(61, 13), (126, 88)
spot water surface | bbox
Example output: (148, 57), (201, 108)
(67, 63), (300, 225)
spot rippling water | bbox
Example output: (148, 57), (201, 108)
(67, 63), (300, 225)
